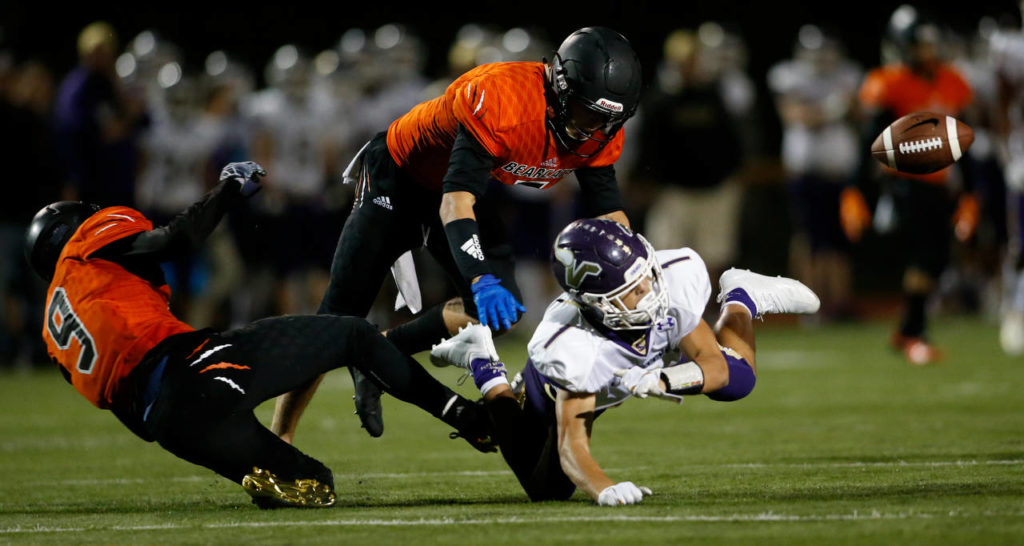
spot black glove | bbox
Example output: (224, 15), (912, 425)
(220, 161), (267, 197)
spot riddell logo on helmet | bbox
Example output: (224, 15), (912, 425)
(596, 98), (623, 112)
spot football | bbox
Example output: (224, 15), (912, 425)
(870, 111), (974, 174)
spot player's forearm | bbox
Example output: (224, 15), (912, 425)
(98, 179), (241, 261)
(440, 191), (477, 224)
(270, 374), (326, 443)
(441, 191), (493, 283)
(558, 435), (614, 500)
(596, 210), (629, 229)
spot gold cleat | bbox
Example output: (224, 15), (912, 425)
(242, 467), (336, 508)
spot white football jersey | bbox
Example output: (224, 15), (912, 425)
(527, 248), (711, 410)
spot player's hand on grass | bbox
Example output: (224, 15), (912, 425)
(614, 366), (665, 399)
(471, 274), (525, 331)
(597, 482), (652, 506)
(221, 161), (267, 197)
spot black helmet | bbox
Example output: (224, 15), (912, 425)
(24, 201), (101, 282)
(546, 27), (641, 158)
(883, 4), (941, 65)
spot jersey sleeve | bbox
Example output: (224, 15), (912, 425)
(71, 207), (154, 260)
(451, 76), (509, 159)
(658, 248), (711, 338)
(858, 68), (891, 110)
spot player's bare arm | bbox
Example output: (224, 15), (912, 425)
(595, 210), (629, 228)
(678, 320), (730, 392)
(555, 390), (612, 499)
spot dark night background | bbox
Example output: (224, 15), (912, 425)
(3, 1), (1020, 88)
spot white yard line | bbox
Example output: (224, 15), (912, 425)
(4, 511), (1024, 534)
(32, 459), (1024, 486)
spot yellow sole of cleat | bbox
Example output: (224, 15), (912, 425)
(242, 467), (336, 508)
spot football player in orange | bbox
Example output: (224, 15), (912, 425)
(841, 5), (975, 365)
(26, 161), (494, 509)
(272, 27), (642, 440)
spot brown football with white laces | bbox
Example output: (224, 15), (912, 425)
(870, 111), (974, 175)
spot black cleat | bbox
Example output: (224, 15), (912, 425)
(441, 395), (497, 453)
(349, 367), (384, 437)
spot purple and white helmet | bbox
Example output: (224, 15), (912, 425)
(551, 219), (668, 330)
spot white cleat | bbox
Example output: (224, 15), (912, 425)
(1000, 311), (1024, 356)
(717, 268), (821, 317)
(430, 324), (500, 370)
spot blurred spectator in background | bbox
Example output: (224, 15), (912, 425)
(631, 24), (757, 295)
(244, 45), (338, 317)
(1, 55), (61, 367)
(54, 22), (148, 207)
(842, 4), (974, 365)
(943, 18), (1009, 321)
(768, 25), (862, 321)
(989, 8), (1024, 354)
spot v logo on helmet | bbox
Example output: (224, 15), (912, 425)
(555, 246), (602, 290)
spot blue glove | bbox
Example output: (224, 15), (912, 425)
(220, 161), (267, 197)
(471, 274), (525, 331)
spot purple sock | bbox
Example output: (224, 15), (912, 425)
(722, 288), (757, 317)
(471, 358), (508, 395)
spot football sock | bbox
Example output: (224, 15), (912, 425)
(471, 358), (509, 396)
(721, 288), (757, 318)
(385, 304), (448, 356)
(900, 293), (928, 338)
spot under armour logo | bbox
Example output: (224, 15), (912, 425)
(461, 235), (485, 261)
(656, 316), (676, 331)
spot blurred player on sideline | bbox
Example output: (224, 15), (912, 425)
(272, 27), (643, 441)
(25, 161), (494, 509)
(430, 218), (820, 504)
(841, 5), (974, 364)
(768, 25), (862, 320)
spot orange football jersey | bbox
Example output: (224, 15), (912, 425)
(43, 207), (194, 409)
(386, 62), (624, 191)
(859, 63), (973, 184)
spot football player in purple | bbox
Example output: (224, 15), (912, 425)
(430, 218), (820, 505)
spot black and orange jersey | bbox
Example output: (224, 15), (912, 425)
(859, 63), (973, 184)
(42, 207), (194, 409)
(386, 62), (624, 192)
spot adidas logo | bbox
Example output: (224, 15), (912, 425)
(372, 196), (393, 210)
(540, 157), (558, 168)
(460, 235), (485, 261)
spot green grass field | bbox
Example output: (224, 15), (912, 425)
(1, 317), (1022, 544)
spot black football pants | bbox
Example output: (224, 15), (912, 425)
(318, 133), (522, 320)
(142, 315), (456, 486)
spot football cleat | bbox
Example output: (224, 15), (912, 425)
(349, 367), (384, 438)
(429, 324), (499, 370)
(891, 332), (943, 366)
(441, 395), (497, 453)
(242, 467), (336, 509)
(1000, 311), (1024, 356)
(717, 269), (821, 317)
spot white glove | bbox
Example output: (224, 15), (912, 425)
(614, 366), (664, 398)
(597, 482), (652, 506)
